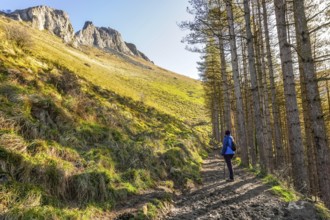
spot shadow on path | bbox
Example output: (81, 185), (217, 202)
(164, 151), (291, 220)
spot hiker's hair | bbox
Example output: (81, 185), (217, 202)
(225, 130), (230, 135)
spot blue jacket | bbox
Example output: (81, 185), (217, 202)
(221, 135), (235, 155)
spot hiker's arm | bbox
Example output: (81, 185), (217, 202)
(221, 138), (226, 155)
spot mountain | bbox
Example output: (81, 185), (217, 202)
(75, 21), (151, 62)
(7, 5), (74, 43)
(5, 6), (151, 62)
(125, 41), (151, 62)
(0, 10), (209, 219)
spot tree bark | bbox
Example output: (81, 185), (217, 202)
(293, 0), (330, 206)
(242, 0), (266, 171)
(299, 64), (319, 198)
(261, 0), (284, 170)
(225, 0), (249, 166)
(255, 0), (274, 172)
(242, 37), (256, 167)
(327, 80), (330, 116)
(252, 2), (273, 172)
(213, 90), (221, 144)
(273, 0), (309, 194)
(219, 34), (232, 135)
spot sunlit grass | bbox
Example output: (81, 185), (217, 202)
(0, 16), (211, 218)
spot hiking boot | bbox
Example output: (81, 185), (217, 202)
(226, 178), (234, 182)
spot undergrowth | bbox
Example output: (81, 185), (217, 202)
(248, 167), (298, 203)
(247, 161), (330, 219)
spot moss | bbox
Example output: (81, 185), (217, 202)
(271, 186), (297, 202)
(260, 174), (297, 202)
(263, 175), (280, 186)
(315, 203), (330, 220)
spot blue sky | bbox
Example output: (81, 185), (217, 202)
(0, 0), (201, 79)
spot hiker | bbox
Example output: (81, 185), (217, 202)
(221, 130), (235, 181)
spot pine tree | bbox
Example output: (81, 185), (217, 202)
(293, 0), (330, 207)
(273, 0), (309, 194)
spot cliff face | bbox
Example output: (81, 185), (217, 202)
(75, 21), (134, 56)
(75, 21), (151, 61)
(9, 5), (74, 43)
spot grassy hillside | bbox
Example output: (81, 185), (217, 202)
(0, 17), (210, 219)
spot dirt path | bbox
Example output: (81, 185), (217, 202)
(163, 151), (320, 220)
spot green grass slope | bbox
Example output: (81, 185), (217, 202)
(0, 17), (210, 219)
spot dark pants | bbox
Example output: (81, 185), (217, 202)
(224, 154), (234, 180)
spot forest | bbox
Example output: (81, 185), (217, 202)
(181, 0), (330, 210)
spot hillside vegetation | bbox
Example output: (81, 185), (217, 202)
(0, 16), (210, 219)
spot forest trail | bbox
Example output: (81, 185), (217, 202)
(163, 150), (320, 220)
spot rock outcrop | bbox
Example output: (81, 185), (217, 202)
(5, 6), (151, 62)
(75, 21), (150, 62)
(75, 21), (133, 55)
(125, 42), (151, 62)
(8, 5), (74, 43)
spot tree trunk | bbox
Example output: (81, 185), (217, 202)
(212, 90), (221, 146)
(225, 0), (249, 166)
(257, 0), (274, 173)
(219, 35), (232, 134)
(255, 0), (274, 172)
(327, 80), (330, 116)
(299, 65), (319, 198)
(242, 0), (266, 171)
(273, 0), (309, 194)
(293, 0), (330, 206)
(242, 37), (256, 167)
(261, 0), (284, 170)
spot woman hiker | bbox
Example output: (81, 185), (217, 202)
(221, 130), (235, 181)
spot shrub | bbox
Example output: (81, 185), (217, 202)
(3, 24), (33, 50)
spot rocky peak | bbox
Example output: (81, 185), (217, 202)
(125, 42), (151, 62)
(75, 21), (150, 62)
(5, 6), (151, 62)
(8, 5), (74, 43)
(82, 21), (93, 29)
(75, 21), (133, 56)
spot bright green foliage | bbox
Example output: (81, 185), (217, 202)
(315, 203), (330, 220)
(271, 186), (297, 202)
(0, 16), (210, 218)
(248, 167), (298, 203)
(261, 174), (297, 202)
(233, 156), (242, 166)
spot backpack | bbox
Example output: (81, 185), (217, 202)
(231, 140), (237, 151)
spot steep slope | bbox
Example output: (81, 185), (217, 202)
(0, 15), (209, 219)
(28, 19), (206, 125)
